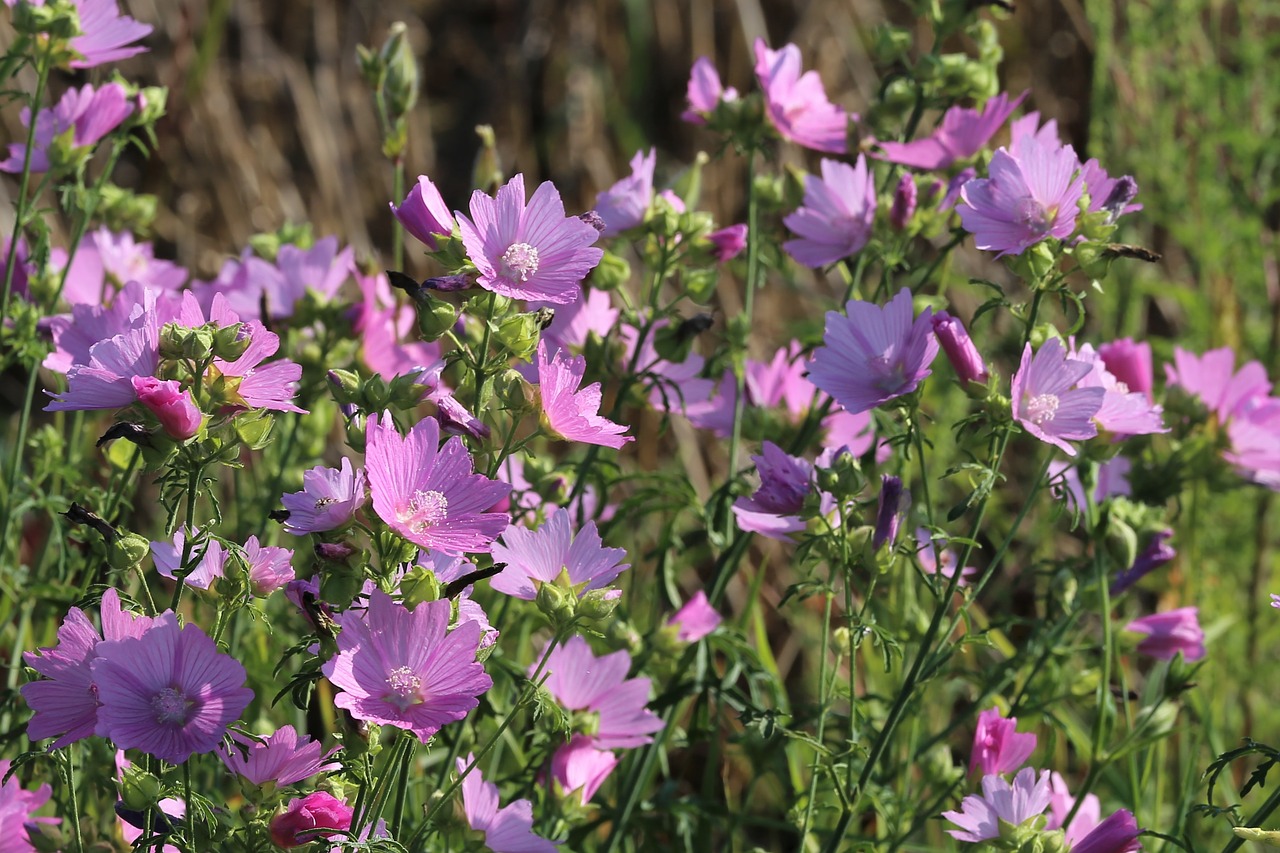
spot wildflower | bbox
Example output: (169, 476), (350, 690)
(0, 760), (57, 852)
(535, 340), (634, 449)
(322, 590), (492, 741)
(0, 82), (134, 173)
(932, 311), (989, 388)
(1071, 343), (1167, 436)
(219, 726), (339, 788)
(783, 156), (877, 268)
(1050, 458), (1131, 513)
(940, 167), (976, 212)
(1098, 338), (1153, 401)
(92, 614), (253, 764)
(731, 441), (814, 541)
(1047, 775), (1142, 852)
(457, 173), (604, 304)
(707, 223), (748, 261)
(942, 767), (1053, 842)
(1011, 339), (1105, 456)
(365, 413), (510, 555)
(595, 148), (655, 236)
(1073, 810), (1143, 853)
(132, 376), (202, 439)
(490, 507), (629, 600)
(809, 287), (939, 415)
(274, 236), (354, 317)
(1111, 529), (1175, 595)
(67, 0), (153, 68)
(56, 226), (187, 306)
(1165, 346), (1270, 422)
(531, 285), (618, 352)
(151, 528), (226, 590)
(391, 175), (455, 250)
(958, 134), (1085, 256)
(753, 39), (850, 153)
(551, 735), (618, 806)
(242, 536), (296, 596)
(189, 248), (284, 322)
(872, 476), (905, 550)
(1081, 159), (1141, 220)
(420, 552), (499, 649)
(917, 528), (978, 588)
(667, 591), (721, 643)
(1230, 400), (1280, 489)
(45, 322), (159, 413)
(212, 322), (306, 413)
(890, 173), (917, 230)
(1272, 594), (1280, 609)
(539, 636), (664, 748)
(280, 459), (367, 535)
(1124, 608), (1206, 662)
(458, 755), (559, 852)
(269, 792), (353, 849)
(682, 56), (737, 124)
(873, 91), (1027, 170)
(970, 707), (1037, 776)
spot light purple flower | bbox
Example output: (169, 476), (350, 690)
(45, 317), (158, 412)
(916, 528), (977, 587)
(92, 613), (253, 764)
(970, 707), (1037, 776)
(1227, 399), (1280, 489)
(1081, 159), (1142, 220)
(1098, 338), (1153, 401)
(932, 311), (989, 387)
(1, 82), (133, 173)
(1073, 810), (1143, 853)
(220, 725), (339, 788)
(1165, 346), (1270, 422)
(0, 759), (56, 852)
(1050, 457), (1132, 513)
(783, 156), (877, 268)
(490, 507), (629, 600)
(1111, 529), (1176, 595)
(942, 767), (1053, 842)
(940, 167), (976, 212)
(890, 173), (917, 230)
(54, 227), (186, 306)
(322, 590), (492, 741)
(538, 636), (664, 748)
(1011, 339), (1106, 456)
(808, 287), (939, 415)
(213, 321), (306, 413)
(1072, 343), (1167, 436)
(551, 735), (618, 806)
(1125, 608), (1205, 662)
(959, 135), (1085, 256)
(536, 340), (634, 449)
(152, 528), (226, 590)
(753, 39), (850, 154)
(595, 148), (655, 237)
(667, 591), (721, 643)
(241, 536), (295, 596)
(879, 91), (1029, 171)
(365, 413), (510, 555)
(281, 459), (367, 535)
(457, 173), (604, 304)
(68, 0), (153, 68)
(392, 174), (455, 250)
(458, 754), (559, 852)
(273, 236), (353, 317)
(682, 56), (737, 124)
(732, 441), (814, 541)
(531, 285), (618, 352)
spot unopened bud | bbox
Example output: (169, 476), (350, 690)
(890, 173), (917, 230)
(108, 532), (151, 572)
(378, 22), (419, 121)
(120, 765), (162, 812)
(932, 311), (989, 389)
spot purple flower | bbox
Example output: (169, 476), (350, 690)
(942, 768), (1053, 842)
(1049, 458), (1131, 514)
(421, 552), (500, 649)
(269, 792), (352, 849)
(92, 614), (253, 764)
(132, 376), (203, 439)
(1165, 346), (1270, 422)
(457, 174), (604, 304)
(916, 528), (977, 587)
(958, 135), (1085, 256)
(940, 167), (976, 212)
(531, 285), (618, 352)
(1227, 399), (1280, 489)
(783, 156), (877, 268)
(322, 590), (493, 741)
(152, 528), (226, 590)
(1011, 339), (1106, 456)
(551, 735), (618, 806)
(281, 459), (367, 535)
(707, 223), (748, 262)
(391, 174), (455, 250)
(808, 287), (939, 415)
(458, 754), (560, 852)
(1081, 159), (1142, 221)
(1073, 811), (1143, 853)
(970, 707), (1037, 776)
(365, 413), (510, 555)
(0, 82), (134, 173)
(872, 475), (905, 550)
(1072, 343), (1167, 436)
(595, 148), (655, 237)
(45, 319), (159, 412)
(873, 91), (1028, 170)
(68, 0), (153, 68)
(539, 636), (664, 748)
(489, 507), (629, 600)
(0, 759), (56, 852)
(682, 56), (737, 124)
(242, 536), (295, 596)
(731, 441), (814, 541)
(220, 726), (339, 788)
(667, 591), (721, 643)
(890, 173), (917, 230)
(753, 39), (850, 153)
(1098, 338), (1153, 401)
(1111, 529), (1176, 595)
(1125, 608), (1205, 662)
(273, 237), (354, 317)
(214, 322), (306, 413)
(536, 340), (634, 449)
(932, 311), (989, 388)
(55, 226), (187, 306)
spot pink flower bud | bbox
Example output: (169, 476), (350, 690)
(707, 224), (748, 262)
(130, 376), (202, 440)
(1098, 338), (1153, 401)
(1125, 607), (1205, 661)
(931, 312), (989, 388)
(890, 173), (917, 230)
(269, 792), (353, 849)
(390, 175), (454, 250)
(970, 707), (1037, 776)
(666, 591), (722, 642)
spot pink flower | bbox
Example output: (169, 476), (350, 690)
(281, 459), (367, 535)
(1011, 339), (1105, 456)
(0, 759), (57, 852)
(151, 528), (226, 590)
(1165, 346), (1270, 422)
(1071, 343), (1167, 436)
(783, 156), (877, 268)
(753, 39), (850, 153)
(274, 236), (353, 317)
(1073, 810), (1143, 853)
(874, 91), (1028, 170)
(490, 507), (629, 600)
(322, 590), (493, 741)
(707, 223), (748, 261)
(1125, 608), (1206, 662)
(213, 321), (306, 413)
(682, 56), (737, 124)
(1227, 399), (1280, 488)
(969, 707), (1037, 776)
(1047, 774), (1142, 852)
(595, 148), (655, 237)
(219, 726), (340, 788)
(458, 754), (560, 852)
(538, 636), (664, 748)
(46, 320), (159, 412)
(457, 173), (603, 304)
(1098, 338), (1153, 401)
(942, 768), (1053, 842)
(131, 376), (202, 439)
(890, 173), (917, 230)
(391, 174), (455, 250)
(932, 311), (989, 388)
(365, 413), (510, 555)
(269, 792), (353, 849)
(55, 226), (186, 306)
(551, 736), (618, 806)
(531, 285), (618, 352)
(0, 82), (134, 173)
(666, 591), (721, 642)
(536, 340), (634, 448)
(916, 528), (977, 587)
(242, 535), (295, 596)
(68, 0), (153, 68)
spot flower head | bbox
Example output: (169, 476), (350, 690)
(682, 56), (737, 124)
(732, 441), (814, 541)
(1072, 343), (1167, 436)
(490, 507), (629, 600)
(220, 726), (339, 788)
(707, 223), (748, 261)
(916, 528), (977, 587)
(536, 340), (633, 448)
(458, 754), (560, 852)
(595, 148), (655, 236)
(1011, 339), (1105, 456)
(932, 311), (989, 388)
(783, 157), (877, 268)
(0, 759), (57, 852)
(392, 174), (455, 250)
(132, 376), (203, 439)
(942, 767), (1053, 842)
(1098, 338), (1153, 401)
(753, 39), (850, 153)
(281, 459), (367, 535)
(269, 792), (353, 849)
(1, 82), (134, 173)
(874, 91), (1027, 170)
(241, 536), (295, 596)
(458, 174), (603, 304)
(970, 707), (1037, 776)
(667, 591), (722, 643)
(68, 0), (153, 68)
(151, 528), (226, 590)
(1165, 346), (1270, 422)
(539, 636), (663, 748)
(551, 736), (618, 806)
(1125, 608), (1205, 662)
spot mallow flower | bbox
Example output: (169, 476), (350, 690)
(1011, 339), (1105, 456)
(489, 507), (629, 600)
(731, 441), (814, 541)
(682, 55), (737, 124)
(942, 767), (1053, 842)
(66, 0), (154, 68)
(783, 156), (877, 268)
(538, 636), (664, 749)
(458, 754), (559, 852)
(535, 340), (634, 448)
(753, 39), (850, 153)
(1124, 608), (1206, 662)
(280, 458), (367, 535)
(0, 82), (134, 174)
(873, 91), (1027, 170)
(391, 174), (455, 250)
(595, 148), (655, 236)
(970, 707), (1037, 776)
(219, 725), (339, 789)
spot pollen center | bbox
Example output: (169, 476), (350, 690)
(401, 489), (449, 533)
(151, 686), (191, 725)
(1027, 393), (1060, 425)
(385, 666), (423, 710)
(1013, 198), (1052, 232)
(500, 242), (540, 282)
(314, 497), (338, 509)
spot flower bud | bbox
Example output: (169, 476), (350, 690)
(391, 176), (454, 250)
(107, 532), (152, 572)
(890, 173), (917, 230)
(211, 324), (251, 361)
(269, 792), (354, 849)
(131, 376), (203, 440)
(1101, 176), (1139, 221)
(535, 580), (576, 628)
(327, 369), (361, 404)
(932, 311), (989, 389)
(577, 587), (622, 623)
(707, 223), (748, 262)
(591, 251), (631, 291)
(872, 475), (905, 551)
(416, 294), (459, 342)
(378, 22), (419, 121)
(400, 566), (442, 607)
(495, 312), (541, 361)
(120, 765), (162, 812)
(493, 369), (535, 416)
(13, 0), (79, 39)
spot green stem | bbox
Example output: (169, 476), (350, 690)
(65, 744), (85, 853)
(392, 158), (405, 272)
(798, 589), (836, 848)
(389, 734), (418, 839)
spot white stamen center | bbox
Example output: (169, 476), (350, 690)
(385, 666), (423, 710)
(1027, 393), (1060, 425)
(500, 242), (540, 281)
(401, 489), (449, 533)
(151, 686), (191, 725)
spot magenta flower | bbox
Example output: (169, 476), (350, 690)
(55, 226), (186, 306)
(92, 614), (253, 764)
(707, 223), (748, 262)
(457, 173), (603, 304)
(682, 56), (737, 124)
(0, 759), (56, 852)
(281, 458), (367, 535)
(1165, 346), (1270, 422)
(1047, 776), (1142, 853)
(1072, 343), (1167, 436)
(872, 475), (906, 550)
(753, 39), (850, 153)
(214, 322), (306, 413)
(808, 287), (939, 415)
(596, 148), (655, 236)
(132, 376), (203, 439)
(269, 792), (353, 849)
(490, 507), (629, 600)
(1125, 608), (1206, 662)
(1, 82), (133, 173)
(242, 535), (295, 596)
(391, 174), (455, 250)
(732, 441), (814, 541)
(458, 754), (560, 852)
(958, 135), (1085, 256)
(219, 726), (339, 788)
(1011, 339), (1105, 456)
(783, 156), (877, 267)
(551, 735), (618, 806)
(890, 173), (917, 230)
(45, 321), (159, 412)
(536, 340), (634, 449)
(365, 413), (510, 555)
(916, 528), (977, 588)
(942, 768), (1053, 843)
(1098, 338), (1154, 401)
(932, 311), (989, 388)
(970, 707), (1037, 776)
(152, 528), (226, 590)
(68, 0), (153, 68)
(539, 636), (664, 748)
(667, 591), (722, 643)
(322, 590), (492, 741)
(874, 91), (1027, 170)
(1073, 810), (1143, 853)
(1081, 158), (1141, 220)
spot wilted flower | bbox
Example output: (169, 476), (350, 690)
(970, 707), (1037, 776)
(731, 441), (814, 541)
(753, 39), (850, 153)
(458, 754), (559, 852)
(269, 792), (353, 849)
(1125, 608), (1206, 662)
(783, 156), (877, 268)
(219, 726), (339, 788)
(536, 340), (634, 449)
(942, 767), (1053, 842)
(490, 507), (629, 600)
(1011, 339), (1105, 456)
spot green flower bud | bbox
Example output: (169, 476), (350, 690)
(401, 566), (442, 608)
(94, 183), (158, 235)
(211, 323), (250, 361)
(535, 580), (576, 629)
(234, 410), (274, 451)
(577, 588), (621, 623)
(873, 25), (913, 65)
(134, 86), (168, 127)
(120, 764), (162, 812)
(472, 125), (503, 194)
(495, 312), (542, 361)
(494, 368), (535, 416)
(1102, 516), (1139, 571)
(378, 22), (419, 121)
(389, 374), (430, 408)
(13, 0), (79, 39)
(590, 251), (631, 291)
(327, 369), (362, 404)
(363, 376), (391, 412)
(107, 532), (151, 572)
(416, 294), (459, 342)
(683, 267), (718, 304)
